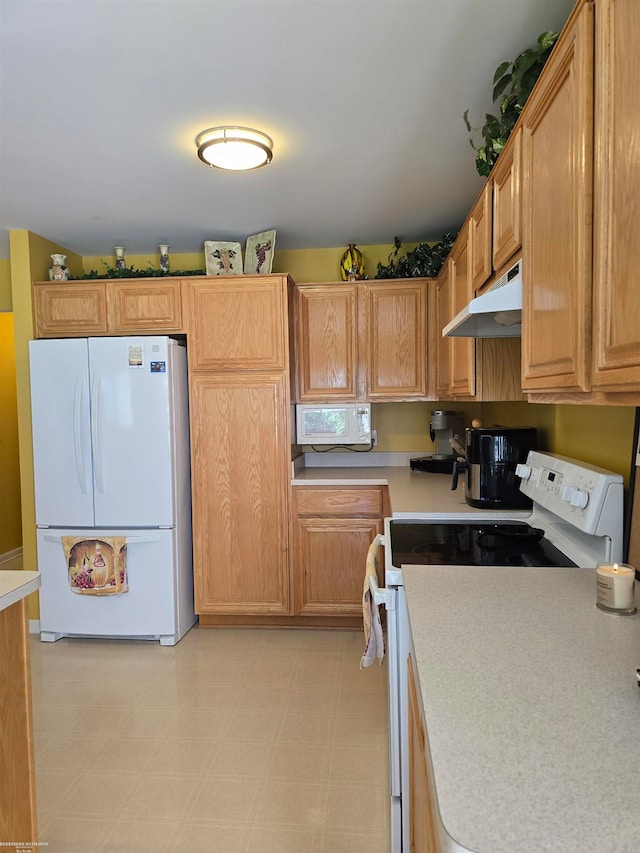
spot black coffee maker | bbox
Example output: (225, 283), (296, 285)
(451, 427), (538, 509)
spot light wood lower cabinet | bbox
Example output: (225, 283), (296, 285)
(293, 486), (385, 618)
(190, 373), (291, 615)
(408, 653), (442, 853)
(0, 598), (37, 845)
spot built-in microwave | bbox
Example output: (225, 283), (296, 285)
(296, 403), (372, 445)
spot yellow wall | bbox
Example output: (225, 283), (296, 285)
(0, 258), (12, 311)
(0, 313), (22, 554)
(82, 243), (398, 285)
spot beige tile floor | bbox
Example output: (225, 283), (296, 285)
(30, 626), (390, 852)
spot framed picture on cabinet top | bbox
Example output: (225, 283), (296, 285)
(245, 229), (276, 274)
(204, 241), (243, 275)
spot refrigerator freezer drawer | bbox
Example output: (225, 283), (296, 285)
(37, 528), (194, 644)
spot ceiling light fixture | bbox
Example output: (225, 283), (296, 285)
(195, 126), (273, 171)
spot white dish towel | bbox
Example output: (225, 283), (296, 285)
(361, 534), (384, 668)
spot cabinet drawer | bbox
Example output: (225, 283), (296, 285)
(294, 487), (382, 517)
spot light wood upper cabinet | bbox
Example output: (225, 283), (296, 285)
(296, 284), (358, 400)
(435, 263), (452, 399)
(33, 277), (185, 337)
(107, 280), (183, 332)
(294, 279), (430, 402)
(492, 128), (523, 273)
(34, 282), (108, 337)
(591, 0), (640, 392)
(190, 372), (291, 616)
(448, 233), (476, 398)
(187, 276), (288, 372)
(469, 182), (493, 292)
(521, 0), (594, 393)
(361, 281), (427, 400)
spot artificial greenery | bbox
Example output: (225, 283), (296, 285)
(464, 30), (559, 177)
(375, 233), (457, 279)
(72, 263), (205, 280)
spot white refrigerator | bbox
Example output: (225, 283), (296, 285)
(29, 336), (197, 645)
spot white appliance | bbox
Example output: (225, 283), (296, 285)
(29, 336), (196, 646)
(296, 402), (371, 445)
(443, 257), (522, 338)
(367, 451), (624, 853)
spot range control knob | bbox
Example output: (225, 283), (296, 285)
(562, 486), (574, 502)
(515, 463), (532, 480)
(570, 489), (589, 509)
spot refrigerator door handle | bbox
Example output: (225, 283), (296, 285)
(73, 372), (89, 494)
(91, 372), (105, 494)
(42, 533), (161, 544)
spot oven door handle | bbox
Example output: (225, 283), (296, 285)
(366, 534), (395, 610)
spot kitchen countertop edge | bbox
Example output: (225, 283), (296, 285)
(0, 571), (41, 613)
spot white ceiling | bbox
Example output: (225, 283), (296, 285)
(0, 0), (575, 261)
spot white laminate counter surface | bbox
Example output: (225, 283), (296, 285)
(0, 571), (40, 613)
(292, 466), (530, 520)
(403, 565), (640, 853)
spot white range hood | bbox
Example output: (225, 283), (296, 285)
(443, 258), (522, 338)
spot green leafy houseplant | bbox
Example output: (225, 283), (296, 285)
(72, 263), (205, 280)
(464, 30), (559, 177)
(375, 233), (457, 279)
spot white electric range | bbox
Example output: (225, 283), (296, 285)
(367, 450), (624, 853)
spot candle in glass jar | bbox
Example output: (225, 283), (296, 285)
(596, 562), (636, 612)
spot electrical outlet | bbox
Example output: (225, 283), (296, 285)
(371, 429), (378, 446)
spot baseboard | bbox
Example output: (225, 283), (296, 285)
(29, 620), (41, 635)
(0, 546), (23, 566)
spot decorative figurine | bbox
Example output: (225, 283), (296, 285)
(339, 243), (365, 281)
(49, 253), (70, 281)
(113, 246), (126, 270)
(159, 244), (170, 274)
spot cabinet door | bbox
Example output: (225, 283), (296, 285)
(190, 373), (290, 615)
(592, 0), (640, 390)
(362, 281), (427, 400)
(521, 2), (594, 392)
(294, 517), (381, 616)
(435, 264), (452, 399)
(0, 599), (37, 843)
(469, 182), (493, 291)
(108, 279), (183, 332)
(449, 234), (475, 397)
(33, 282), (107, 337)
(187, 276), (287, 371)
(296, 284), (358, 400)
(492, 128), (522, 272)
(408, 655), (442, 853)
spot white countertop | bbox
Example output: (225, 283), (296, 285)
(292, 465), (530, 520)
(403, 565), (640, 853)
(0, 570), (41, 613)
